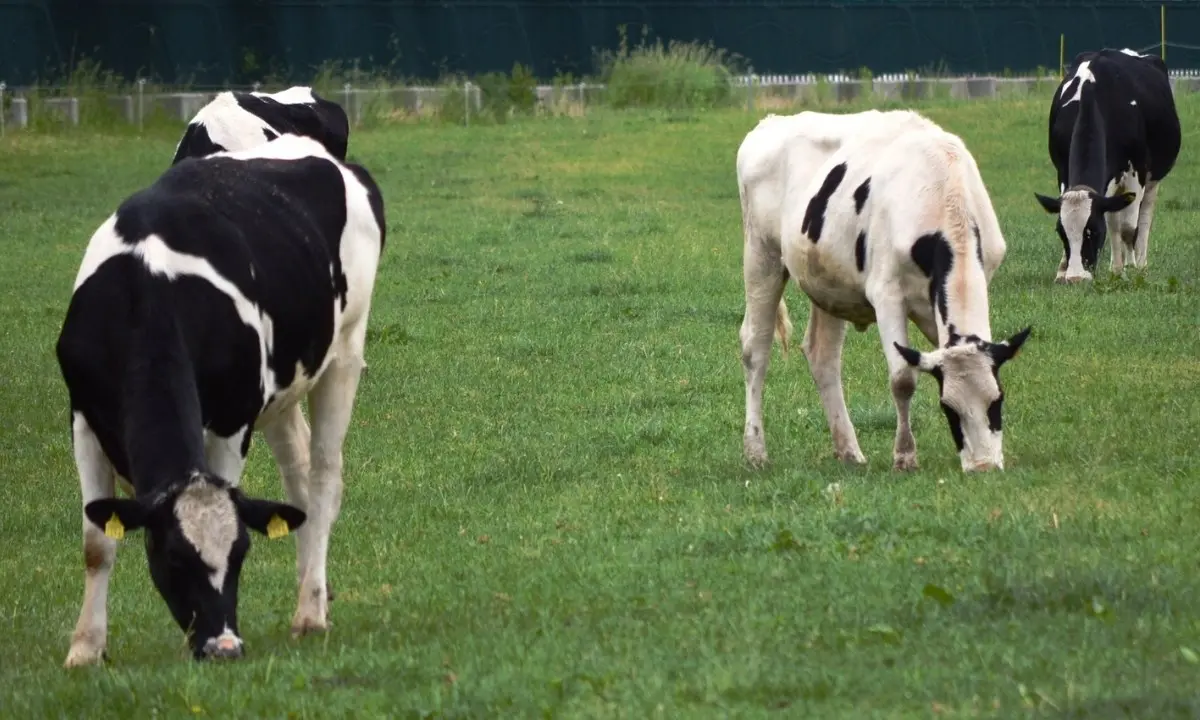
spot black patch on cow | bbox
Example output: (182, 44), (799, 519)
(853, 178), (871, 214)
(801, 162), (847, 243)
(972, 223), (984, 267)
(171, 124), (225, 165)
(987, 391), (1004, 433)
(910, 231), (953, 323)
(263, 127), (279, 142)
(855, 231), (867, 272)
(940, 402), (966, 452)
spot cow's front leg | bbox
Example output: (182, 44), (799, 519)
(205, 426), (251, 486)
(1134, 181), (1160, 269)
(740, 242), (790, 467)
(872, 303), (920, 471)
(290, 351), (365, 636)
(1105, 213), (1130, 277)
(65, 413), (117, 668)
(802, 302), (866, 465)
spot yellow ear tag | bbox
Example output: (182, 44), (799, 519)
(104, 514), (125, 541)
(266, 514), (290, 540)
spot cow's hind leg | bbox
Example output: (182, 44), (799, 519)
(740, 238), (791, 467)
(64, 413), (117, 668)
(803, 303), (866, 465)
(289, 341), (366, 636)
(1134, 181), (1160, 269)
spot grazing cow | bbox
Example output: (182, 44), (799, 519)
(172, 86), (351, 164)
(738, 110), (1031, 473)
(1034, 48), (1181, 282)
(56, 134), (385, 665)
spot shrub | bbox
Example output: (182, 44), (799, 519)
(595, 25), (740, 110)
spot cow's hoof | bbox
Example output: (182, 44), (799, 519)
(836, 448), (867, 465)
(893, 453), (919, 471)
(291, 613), (329, 638)
(63, 643), (107, 668)
(744, 440), (769, 469)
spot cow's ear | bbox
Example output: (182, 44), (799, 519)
(1098, 191), (1136, 213)
(1034, 193), (1061, 214)
(85, 498), (150, 539)
(989, 326), (1032, 367)
(233, 492), (307, 539)
(893, 342), (941, 373)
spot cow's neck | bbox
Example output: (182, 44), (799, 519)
(1066, 87), (1110, 192)
(121, 285), (209, 497)
(933, 258), (992, 348)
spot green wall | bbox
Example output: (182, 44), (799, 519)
(2, 1), (1197, 86)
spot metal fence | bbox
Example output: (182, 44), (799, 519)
(6, 67), (1200, 135)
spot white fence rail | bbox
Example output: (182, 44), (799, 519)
(4, 69), (1200, 131)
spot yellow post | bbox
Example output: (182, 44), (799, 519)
(1060, 34), (1065, 77)
(1161, 5), (1166, 61)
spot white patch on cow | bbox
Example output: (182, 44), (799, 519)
(182, 92), (277, 155)
(216, 133), (333, 164)
(252, 86), (316, 105)
(205, 426), (250, 486)
(1057, 190), (1094, 281)
(1061, 61), (1094, 105)
(1131, 99), (1138, 106)
(173, 480), (239, 591)
(1119, 48), (1145, 57)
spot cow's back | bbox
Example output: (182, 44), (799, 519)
(737, 110), (927, 244)
(1050, 49), (1180, 182)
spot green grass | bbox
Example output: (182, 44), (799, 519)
(2, 94), (1200, 718)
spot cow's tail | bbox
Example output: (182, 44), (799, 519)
(775, 296), (794, 358)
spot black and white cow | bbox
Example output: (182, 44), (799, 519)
(56, 134), (385, 665)
(1034, 48), (1181, 282)
(172, 86), (351, 165)
(737, 109), (1031, 473)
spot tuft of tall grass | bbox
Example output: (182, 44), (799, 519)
(595, 25), (742, 110)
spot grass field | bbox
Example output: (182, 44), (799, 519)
(2, 93), (1200, 718)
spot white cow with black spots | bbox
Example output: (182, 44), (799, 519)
(56, 134), (385, 665)
(737, 109), (1032, 473)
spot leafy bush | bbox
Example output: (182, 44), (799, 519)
(595, 25), (741, 110)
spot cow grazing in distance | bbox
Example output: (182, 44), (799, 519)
(1034, 48), (1181, 283)
(738, 109), (1031, 473)
(172, 86), (351, 164)
(56, 134), (385, 666)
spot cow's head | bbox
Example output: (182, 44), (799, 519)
(1034, 187), (1135, 282)
(83, 473), (306, 660)
(894, 326), (1032, 473)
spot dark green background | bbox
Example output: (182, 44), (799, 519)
(2, 1), (1197, 87)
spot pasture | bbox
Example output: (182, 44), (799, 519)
(2, 93), (1200, 717)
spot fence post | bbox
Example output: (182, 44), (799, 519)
(137, 78), (146, 132)
(464, 81), (471, 126)
(577, 81), (585, 108)
(343, 83), (353, 127)
(746, 66), (755, 113)
(253, 82), (261, 94)
(0, 82), (6, 138)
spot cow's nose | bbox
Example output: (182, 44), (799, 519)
(203, 634), (244, 660)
